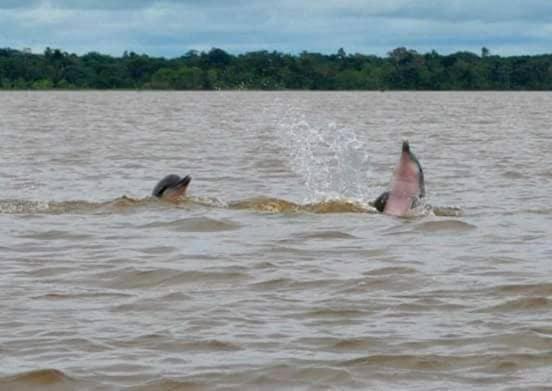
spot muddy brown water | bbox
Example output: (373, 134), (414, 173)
(0, 91), (551, 390)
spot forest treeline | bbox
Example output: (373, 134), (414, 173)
(1, 46), (552, 90)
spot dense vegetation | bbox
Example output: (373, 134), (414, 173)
(1, 46), (552, 90)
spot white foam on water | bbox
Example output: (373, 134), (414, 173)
(278, 113), (376, 203)
(0, 200), (51, 214)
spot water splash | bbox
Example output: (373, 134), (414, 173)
(279, 113), (376, 202)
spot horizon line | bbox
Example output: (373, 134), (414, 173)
(3, 45), (552, 60)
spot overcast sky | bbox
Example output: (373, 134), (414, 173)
(1, 0), (551, 57)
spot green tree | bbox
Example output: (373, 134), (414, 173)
(31, 79), (53, 89)
(1, 45), (552, 90)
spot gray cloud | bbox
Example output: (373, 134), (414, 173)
(3, 0), (552, 21)
(376, 0), (552, 23)
(1, 0), (550, 57)
(0, 0), (151, 9)
(0, 0), (249, 10)
(286, 0), (552, 23)
(0, 0), (38, 8)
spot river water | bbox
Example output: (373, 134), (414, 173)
(0, 91), (551, 390)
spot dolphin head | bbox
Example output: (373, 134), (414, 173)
(152, 174), (192, 201)
(377, 141), (425, 216)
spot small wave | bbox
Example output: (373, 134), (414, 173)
(1, 196), (459, 219)
(0, 197), (151, 215)
(432, 206), (464, 217)
(177, 339), (242, 352)
(478, 297), (552, 313)
(138, 246), (177, 255)
(187, 196), (228, 208)
(364, 266), (418, 275)
(539, 169), (552, 178)
(103, 195), (148, 209)
(158, 291), (194, 301)
(342, 353), (455, 370)
(502, 170), (525, 179)
(118, 334), (241, 353)
(301, 308), (368, 318)
(363, 203), (448, 219)
(183, 363), (357, 389)
(395, 298), (467, 312)
(31, 291), (132, 301)
(231, 199), (461, 217)
(141, 217), (241, 232)
(250, 277), (344, 292)
(494, 283), (552, 296)
(514, 208), (552, 216)
(229, 196), (373, 214)
(229, 196), (300, 213)
(251, 365), (354, 387)
(26, 266), (75, 278)
(340, 352), (552, 371)
(0, 196), (214, 215)
(303, 199), (373, 213)
(129, 379), (206, 391)
(17, 230), (94, 241)
(331, 337), (384, 350)
(0, 369), (76, 390)
(414, 219), (476, 233)
(250, 277), (295, 290)
(108, 195), (227, 211)
(0, 199), (98, 214)
(250, 261), (278, 269)
(102, 267), (250, 289)
(297, 230), (358, 240)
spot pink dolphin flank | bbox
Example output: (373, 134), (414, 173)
(373, 141), (425, 216)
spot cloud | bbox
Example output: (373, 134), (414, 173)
(0, 0), (153, 9)
(0, 0), (250, 10)
(1, 0), (551, 57)
(287, 0), (552, 23)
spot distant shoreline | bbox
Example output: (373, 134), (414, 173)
(1, 46), (551, 90)
(1, 89), (550, 92)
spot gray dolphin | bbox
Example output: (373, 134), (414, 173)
(373, 141), (425, 216)
(152, 174), (192, 201)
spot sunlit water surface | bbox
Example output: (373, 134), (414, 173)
(0, 91), (551, 390)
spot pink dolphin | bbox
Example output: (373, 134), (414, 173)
(374, 141), (425, 216)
